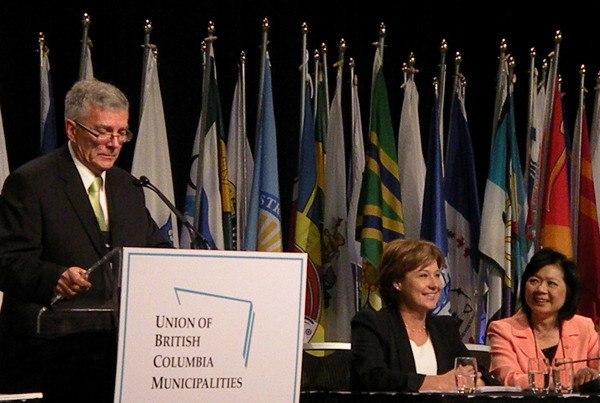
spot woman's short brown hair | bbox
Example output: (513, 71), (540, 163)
(378, 239), (445, 307)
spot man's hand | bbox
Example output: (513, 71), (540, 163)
(54, 267), (92, 299)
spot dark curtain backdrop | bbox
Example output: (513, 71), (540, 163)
(0, 1), (599, 243)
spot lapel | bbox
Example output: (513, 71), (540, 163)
(393, 310), (417, 372)
(557, 318), (579, 359)
(57, 145), (108, 256)
(105, 168), (123, 247)
(510, 310), (539, 357)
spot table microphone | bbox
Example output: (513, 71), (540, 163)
(133, 175), (211, 250)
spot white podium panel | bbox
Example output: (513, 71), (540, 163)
(114, 248), (307, 403)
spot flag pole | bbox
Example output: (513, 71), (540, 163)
(38, 32), (46, 69)
(334, 39), (346, 83)
(256, 18), (269, 129)
(193, 21), (217, 233)
(491, 39), (508, 147)
(78, 13), (91, 81)
(446, 52), (462, 154)
(525, 47), (536, 192)
(377, 23), (385, 64)
(313, 49), (320, 126)
(299, 22), (308, 144)
(369, 22), (385, 120)
(437, 39), (448, 172)
(571, 65), (586, 260)
(349, 56), (361, 310)
(534, 30), (562, 252)
(239, 50), (249, 240)
(139, 19), (153, 122)
(321, 42), (330, 126)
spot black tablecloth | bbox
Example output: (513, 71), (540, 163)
(300, 391), (600, 402)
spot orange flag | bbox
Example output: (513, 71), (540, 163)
(539, 80), (572, 257)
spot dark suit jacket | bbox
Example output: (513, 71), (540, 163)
(351, 306), (470, 392)
(0, 145), (171, 339)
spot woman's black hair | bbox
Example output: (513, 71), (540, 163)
(519, 248), (579, 324)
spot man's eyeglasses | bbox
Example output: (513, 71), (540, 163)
(73, 120), (133, 145)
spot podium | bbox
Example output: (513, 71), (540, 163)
(37, 247), (122, 337)
(109, 248), (306, 402)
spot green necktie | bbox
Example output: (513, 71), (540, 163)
(88, 176), (108, 231)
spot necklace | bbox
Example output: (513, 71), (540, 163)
(405, 324), (427, 333)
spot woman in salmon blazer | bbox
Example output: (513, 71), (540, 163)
(487, 248), (599, 390)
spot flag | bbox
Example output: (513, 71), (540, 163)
(79, 38), (94, 80)
(0, 100), (9, 188)
(397, 77), (425, 239)
(539, 79), (572, 257)
(421, 92), (449, 315)
(445, 88), (482, 343)
(226, 63), (253, 250)
(244, 55), (283, 252)
(357, 49), (404, 309)
(182, 47), (225, 250)
(590, 80), (600, 231)
(323, 61), (353, 341)
(40, 45), (57, 155)
(294, 87), (322, 342)
(0, 98), (6, 308)
(525, 80), (547, 257)
(131, 49), (179, 247)
(287, 50), (310, 250)
(573, 101), (600, 323)
(347, 71), (365, 270)
(479, 66), (527, 324)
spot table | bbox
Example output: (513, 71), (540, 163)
(300, 391), (600, 402)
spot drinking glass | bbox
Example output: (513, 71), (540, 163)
(528, 357), (550, 395)
(552, 358), (574, 394)
(454, 356), (477, 393)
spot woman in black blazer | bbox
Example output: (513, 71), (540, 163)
(351, 239), (484, 392)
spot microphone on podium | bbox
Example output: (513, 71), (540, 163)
(133, 175), (211, 250)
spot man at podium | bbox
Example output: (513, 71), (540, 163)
(0, 79), (171, 401)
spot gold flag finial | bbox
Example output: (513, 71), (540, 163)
(440, 39), (448, 54)
(144, 19), (153, 34)
(379, 22), (386, 38)
(301, 22), (308, 34)
(262, 18), (270, 32)
(555, 30), (562, 43)
(82, 13), (91, 27)
(530, 47), (536, 58)
(208, 20), (215, 35)
(455, 51), (462, 67)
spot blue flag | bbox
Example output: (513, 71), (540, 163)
(244, 56), (282, 252)
(421, 94), (449, 315)
(445, 90), (482, 342)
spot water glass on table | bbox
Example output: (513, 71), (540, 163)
(552, 358), (574, 394)
(528, 357), (550, 395)
(454, 356), (477, 393)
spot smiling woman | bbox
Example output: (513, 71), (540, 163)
(350, 239), (486, 392)
(487, 248), (600, 391)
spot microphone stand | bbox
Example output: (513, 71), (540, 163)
(133, 176), (211, 250)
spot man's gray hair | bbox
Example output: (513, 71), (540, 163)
(64, 79), (129, 121)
